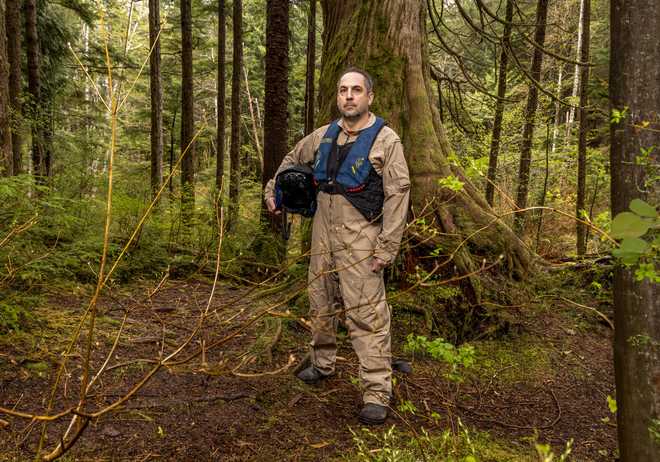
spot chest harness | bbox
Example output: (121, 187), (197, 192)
(313, 117), (386, 222)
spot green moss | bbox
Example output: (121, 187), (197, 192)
(340, 424), (534, 462)
(470, 335), (553, 386)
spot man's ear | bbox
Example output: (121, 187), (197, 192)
(368, 92), (374, 105)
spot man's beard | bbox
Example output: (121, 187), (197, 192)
(340, 107), (365, 121)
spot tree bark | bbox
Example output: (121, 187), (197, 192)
(304, 0), (316, 136)
(149, 0), (163, 199)
(6, 0), (21, 174)
(25, 0), (44, 180)
(513, 0), (550, 234)
(319, 0), (533, 286)
(228, 0), (242, 229)
(180, 0), (195, 220)
(216, 0), (226, 195)
(484, 0), (513, 207)
(575, 0), (590, 256)
(243, 65), (263, 175)
(610, 1), (660, 460)
(260, 0), (289, 250)
(0, 0), (12, 176)
(566, 0), (585, 141)
(551, 64), (563, 154)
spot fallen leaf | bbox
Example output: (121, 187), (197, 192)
(310, 441), (331, 449)
(0, 418), (9, 429)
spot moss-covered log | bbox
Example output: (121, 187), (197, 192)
(318, 0), (533, 291)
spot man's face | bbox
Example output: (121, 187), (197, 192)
(337, 72), (374, 121)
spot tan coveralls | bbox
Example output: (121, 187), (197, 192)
(265, 113), (410, 406)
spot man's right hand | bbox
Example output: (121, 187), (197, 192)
(266, 197), (281, 215)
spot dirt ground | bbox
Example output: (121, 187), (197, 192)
(0, 277), (617, 461)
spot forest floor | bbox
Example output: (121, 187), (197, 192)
(0, 267), (617, 461)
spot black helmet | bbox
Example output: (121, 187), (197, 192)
(275, 165), (317, 217)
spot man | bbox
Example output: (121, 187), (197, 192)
(264, 68), (410, 425)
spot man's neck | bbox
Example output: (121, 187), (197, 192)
(341, 112), (371, 135)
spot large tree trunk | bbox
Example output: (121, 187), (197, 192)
(484, 0), (513, 207)
(227, 0), (242, 230)
(149, 0), (163, 199)
(0, 0), (12, 176)
(319, 0), (533, 287)
(575, 0), (590, 256)
(25, 0), (44, 180)
(610, 1), (660, 459)
(6, 0), (21, 174)
(304, 0), (316, 136)
(180, 0), (195, 219)
(260, 0), (289, 255)
(513, 0), (550, 234)
(216, 0), (226, 195)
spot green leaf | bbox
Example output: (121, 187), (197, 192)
(607, 395), (617, 414)
(610, 212), (651, 239)
(629, 199), (658, 218)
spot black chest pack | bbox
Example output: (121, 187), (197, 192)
(274, 117), (386, 223)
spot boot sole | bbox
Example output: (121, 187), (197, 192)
(358, 415), (386, 425)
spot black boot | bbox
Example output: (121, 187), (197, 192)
(296, 366), (329, 384)
(358, 403), (388, 425)
(392, 358), (412, 374)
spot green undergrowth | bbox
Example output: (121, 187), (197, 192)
(468, 334), (553, 386)
(341, 424), (534, 462)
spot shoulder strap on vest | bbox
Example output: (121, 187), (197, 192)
(313, 120), (342, 182)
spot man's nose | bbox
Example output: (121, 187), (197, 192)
(346, 89), (354, 99)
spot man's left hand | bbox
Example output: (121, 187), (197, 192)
(370, 257), (387, 273)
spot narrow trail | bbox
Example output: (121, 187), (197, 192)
(0, 281), (616, 461)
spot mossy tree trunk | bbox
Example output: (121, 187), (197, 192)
(610, 0), (660, 459)
(318, 0), (533, 302)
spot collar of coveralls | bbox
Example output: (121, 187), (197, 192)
(337, 112), (376, 138)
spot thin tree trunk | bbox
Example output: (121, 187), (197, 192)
(304, 0), (316, 136)
(243, 65), (262, 173)
(513, 0), (550, 234)
(551, 64), (563, 154)
(6, 0), (21, 174)
(484, 0), (513, 207)
(228, 0), (242, 230)
(565, 0), (585, 141)
(575, 0), (590, 256)
(610, 1), (660, 460)
(149, 0), (163, 199)
(535, 123), (550, 253)
(25, 0), (44, 180)
(216, 0), (226, 194)
(180, 0), (195, 220)
(0, 0), (12, 176)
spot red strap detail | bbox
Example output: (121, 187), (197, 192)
(346, 184), (366, 193)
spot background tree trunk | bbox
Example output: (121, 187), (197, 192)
(216, 0), (226, 195)
(228, 0), (242, 230)
(180, 0), (195, 219)
(319, 0), (533, 295)
(149, 0), (163, 199)
(6, 0), (21, 174)
(610, 1), (660, 459)
(260, 0), (289, 255)
(575, 0), (590, 256)
(566, 0), (585, 141)
(0, 0), (12, 176)
(304, 0), (316, 136)
(484, 0), (513, 207)
(513, 0), (550, 234)
(25, 0), (44, 180)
